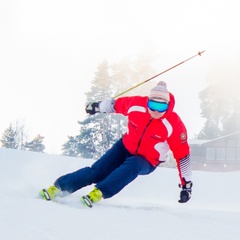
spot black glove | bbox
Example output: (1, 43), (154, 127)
(85, 102), (100, 115)
(178, 181), (192, 203)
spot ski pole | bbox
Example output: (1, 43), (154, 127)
(113, 50), (206, 99)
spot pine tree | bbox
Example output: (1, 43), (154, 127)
(75, 119), (98, 158)
(62, 136), (79, 157)
(62, 60), (113, 158)
(197, 58), (240, 139)
(24, 134), (45, 152)
(197, 84), (224, 138)
(0, 124), (19, 149)
(85, 60), (113, 157)
(130, 45), (158, 96)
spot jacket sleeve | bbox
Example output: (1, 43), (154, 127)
(114, 96), (148, 116)
(99, 97), (138, 114)
(167, 113), (192, 186)
(177, 154), (192, 186)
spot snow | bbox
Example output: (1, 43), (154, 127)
(0, 148), (240, 240)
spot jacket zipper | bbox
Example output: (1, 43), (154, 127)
(135, 118), (153, 154)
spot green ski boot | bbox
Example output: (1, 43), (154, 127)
(39, 185), (61, 201)
(81, 187), (103, 208)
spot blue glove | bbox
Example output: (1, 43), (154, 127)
(85, 102), (100, 115)
(178, 181), (192, 203)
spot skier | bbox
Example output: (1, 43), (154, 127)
(40, 81), (193, 207)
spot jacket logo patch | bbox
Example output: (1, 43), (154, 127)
(180, 132), (187, 141)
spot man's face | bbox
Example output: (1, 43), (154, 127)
(148, 109), (166, 119)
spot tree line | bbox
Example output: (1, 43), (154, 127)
(0, 121), (45, 152)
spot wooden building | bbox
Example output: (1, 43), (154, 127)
(189, 131), (240, 171)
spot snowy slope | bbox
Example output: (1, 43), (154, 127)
(0, 148), (240, 240)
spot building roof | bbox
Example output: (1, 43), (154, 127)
(189, 130), (240, 146)
(188, 139), (211, 145)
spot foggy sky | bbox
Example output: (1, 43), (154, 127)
(0, 0), (240, 153)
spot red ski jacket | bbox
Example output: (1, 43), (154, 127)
(114, 94), (190, 184)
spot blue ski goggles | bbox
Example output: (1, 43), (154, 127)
(148, 99), (169, 113)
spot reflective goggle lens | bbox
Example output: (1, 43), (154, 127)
(148, 100), (169, 113)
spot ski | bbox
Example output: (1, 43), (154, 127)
(39, 189), (51, 201)
(81, 195), (93, 208)
(39, 190), (94, 208)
